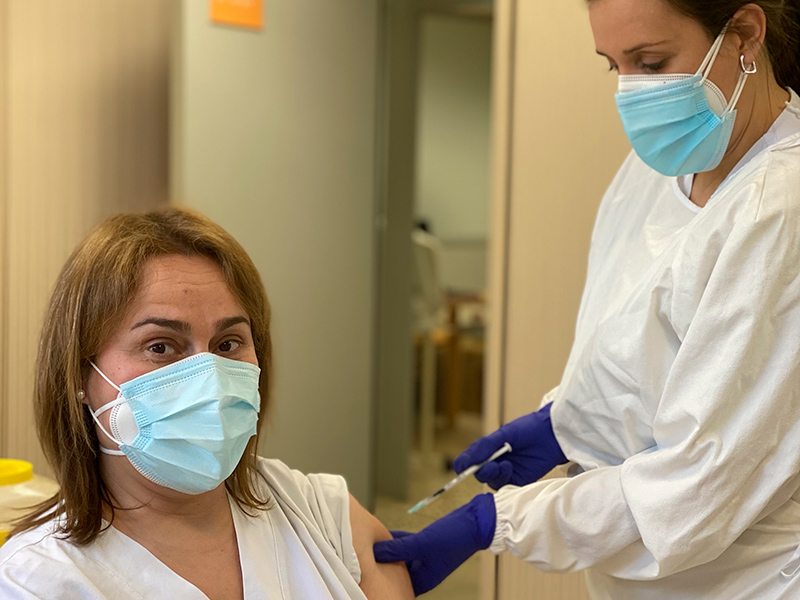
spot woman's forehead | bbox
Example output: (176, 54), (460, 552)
(125, 255), (248, 327)
(140, 254), (223, 288)
(589, 0), (696, 50)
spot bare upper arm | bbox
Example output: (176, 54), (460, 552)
(348, 494), (414, 600)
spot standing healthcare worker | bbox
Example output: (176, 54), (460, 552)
(375, 0), (800, 598)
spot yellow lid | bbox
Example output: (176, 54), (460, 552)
(0, 459), (34, 486)
(0, 529), (7, 546)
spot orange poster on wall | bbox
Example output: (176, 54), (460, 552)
(210, 0), (263, 30)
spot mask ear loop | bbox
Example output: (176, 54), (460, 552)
(698, 24), (729, 83)
(697, 23), (753, 114)
(88, 362), (127, 456)
(723, 60), (753, 113)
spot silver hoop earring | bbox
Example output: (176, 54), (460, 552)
(740, 55), (757, 74)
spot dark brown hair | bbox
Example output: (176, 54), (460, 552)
(11, 207), (272, 545)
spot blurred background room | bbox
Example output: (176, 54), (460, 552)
(0, 1), (630, 598)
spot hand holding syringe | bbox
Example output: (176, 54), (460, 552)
(407, 443), (512, 514)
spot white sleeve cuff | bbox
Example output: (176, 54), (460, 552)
(489, 486), (518, 554)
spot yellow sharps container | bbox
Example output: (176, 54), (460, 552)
(0, 459), (59, 546)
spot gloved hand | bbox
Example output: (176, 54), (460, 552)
(453, 402), (567, 490)
(373, 493), (496, 596)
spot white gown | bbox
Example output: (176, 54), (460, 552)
(0, 458), (366, 599)
(489, 90), (800, 599)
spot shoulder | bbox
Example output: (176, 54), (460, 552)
(702, 141), (800, 245)
(255, 456), (349, 516)
(253, 457), (360, 580)
(756, 137), (800, 218)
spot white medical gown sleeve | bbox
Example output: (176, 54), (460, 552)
(490, 158), (800, 579)
(538, 386), (559, 410)
(256, 458), (362, 583)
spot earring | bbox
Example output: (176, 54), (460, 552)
(740, 55), (757, 74)
(77, 390), (86, 400)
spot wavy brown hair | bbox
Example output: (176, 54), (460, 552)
(10, 208), (272, 545)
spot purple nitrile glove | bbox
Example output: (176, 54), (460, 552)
(453, 402), (567, 490)
(373, 493), (496, 596)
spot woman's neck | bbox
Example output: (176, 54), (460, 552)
(99, 457), (232, 533)
(691, 75), (790, 208)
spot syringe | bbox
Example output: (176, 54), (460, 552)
(407, 443), (512, 514)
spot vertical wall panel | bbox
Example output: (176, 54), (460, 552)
(374, 0), (417, 501)
(480, 0), (515, 594)
(487, 0), (631, 598)
(2, 0), (169, 472)
(0, 0), (8, 458)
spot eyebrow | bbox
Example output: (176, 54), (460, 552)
(131, 316), (250, 334)
(131, 317), (190, 334)
(215, 316), (250, 332)
(596, 40), (671, 58)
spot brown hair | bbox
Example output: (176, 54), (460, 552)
(11, 208), (272, 545)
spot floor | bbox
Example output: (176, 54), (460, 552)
(374, 414), (485, 599)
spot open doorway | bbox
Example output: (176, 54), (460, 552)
(373, 2), (494, 599)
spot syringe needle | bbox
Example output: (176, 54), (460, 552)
(407, 443), (512, 514)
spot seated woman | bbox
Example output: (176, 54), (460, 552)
(0, 208), (413, 600)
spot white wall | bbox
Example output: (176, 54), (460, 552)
(415, 15), (492, 241)
(0, 0), (169, 469)
(171, 0), (380, 503)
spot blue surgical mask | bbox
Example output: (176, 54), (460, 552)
(615, 25), (753, 177)
(89, 353), (261, 495)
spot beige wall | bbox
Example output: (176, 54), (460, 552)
(171, 0), (380, 504)
(415, 14), (492, 241)
(0, 0), (8, 459)
(484, 0), (631, 597)
(0, 0), (170, 471)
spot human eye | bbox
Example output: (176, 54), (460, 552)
(217, 339), (242, 354)
(146, 341), (178, 357)
(639, 59), (666, 73)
